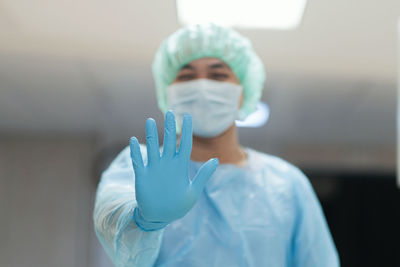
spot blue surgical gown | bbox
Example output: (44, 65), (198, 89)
(94, 146), (340, 267)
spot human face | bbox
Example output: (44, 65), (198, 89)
(172, 58), (244, 107)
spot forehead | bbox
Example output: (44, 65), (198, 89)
(180, 57), (230, 70)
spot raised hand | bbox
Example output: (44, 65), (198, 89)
(130, 111), (219, 231)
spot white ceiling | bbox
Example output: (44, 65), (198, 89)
(1, 0), (398, 79)
(0, 0), (398, 169)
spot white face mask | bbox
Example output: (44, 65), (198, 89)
(167, 78), (243, 138)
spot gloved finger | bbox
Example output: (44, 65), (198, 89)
(178, 114), (193, 160)
(192, 158), (219, 195)
(129, 137), (144, 177)
(146, 118), (160, 165)
(162, 111), (177, 158)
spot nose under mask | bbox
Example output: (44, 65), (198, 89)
(167, 78), (243, 138)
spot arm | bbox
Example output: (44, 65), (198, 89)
(93, 147), (163, 267)
(93, 112), (218, 266)
(291, 168), (340, 267)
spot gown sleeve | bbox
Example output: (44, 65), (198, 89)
(290, 167), (340, 267)
(93, 146), (164, 267)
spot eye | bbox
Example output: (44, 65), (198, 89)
(176, 74), (196, 81)
(210, 73), (229, 80)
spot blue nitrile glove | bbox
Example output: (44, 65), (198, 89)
(130, 111), (219, 231)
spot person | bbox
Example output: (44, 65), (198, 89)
(93, 24), (340, 267)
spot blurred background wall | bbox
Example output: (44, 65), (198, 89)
(0, 0), (399, 266)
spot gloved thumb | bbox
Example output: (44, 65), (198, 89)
(192, 158), (219, 195)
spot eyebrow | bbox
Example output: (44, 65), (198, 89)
(181, 64), (195, 70)
(208, 63), (228, 70)
(180, 62), (228, 71)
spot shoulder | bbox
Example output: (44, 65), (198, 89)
(246, 148), (322, 217)
(246, 148), (303, 176)
(245, 147), (312, 192)
(244, 148), (318, 226)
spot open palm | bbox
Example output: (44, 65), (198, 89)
(130, 111), (219, 231)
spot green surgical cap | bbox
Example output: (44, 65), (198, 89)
(152, 23), (266, 120)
